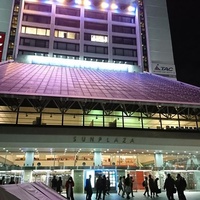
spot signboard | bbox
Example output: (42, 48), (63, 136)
(152, 63), (176, 77)
(0, 32), (6, 62)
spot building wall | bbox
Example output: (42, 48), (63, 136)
(15, 0), (141, 67)
(144, 0), (176, 78)
(0, 0), (13, 61)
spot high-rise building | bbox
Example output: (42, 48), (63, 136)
(1, 0), (176, 78)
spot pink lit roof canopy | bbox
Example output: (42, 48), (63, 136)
(0, 62), (200, 106)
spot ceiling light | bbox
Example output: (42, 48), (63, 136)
(83, 0), (91, 6)
(101, 2), (109, 9)
(111, 3), (118, 10)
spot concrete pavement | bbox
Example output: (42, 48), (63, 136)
(61, 191), (200, 200)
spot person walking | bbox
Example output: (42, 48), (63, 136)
(57, 177), (63, 194)
(155, 177), (160, 197)
(124, 174), (132, 199)
(9, 177), (15, 184)
(85, 174), (93, 200)
(95, 175), (102, 199)
(118, 176), (123, 196)
(51, 175), (58, 191)
(175, 174), (187, 200)
(149, 175), (155, 198)
(121, 175), (126, 198)
(0, 176), (5, 185)
(65, 176), (75, 200)
(101, 175), (107, 200)
(143, 176), (150, 197)
(130, 176), (135, 197)
(106, 176), (110, 195)
(164, 174), (176, 200)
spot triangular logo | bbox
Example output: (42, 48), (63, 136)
(155, 64), (160, 70)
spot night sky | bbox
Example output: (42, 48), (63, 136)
(166, 0), (200, 87)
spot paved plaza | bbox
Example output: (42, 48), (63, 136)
(61, 191), (200, 200)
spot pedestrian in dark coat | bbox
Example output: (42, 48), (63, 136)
(175, 174), (187, 200)
(143, 176), (150, 197)
(95, 175), (102, 199)
(66, 176), (75, 200)
(57, 177), (63, 194)
(164, 174), (176, 200)
(51, 175), (57, 191)
(85, 175), (93, 200)
(149, 175), (155, 198)
(155, 177), (160, 197)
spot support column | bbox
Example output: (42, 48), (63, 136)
(94, 151), (102, 166)
(154, 153), (163, 168)
(23, 170), (32, 183)
(25, 151), (34, 167)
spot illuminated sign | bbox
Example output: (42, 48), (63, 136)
(0, 32), (5, 62)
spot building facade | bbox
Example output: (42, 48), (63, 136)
(0, 0), (176, 78)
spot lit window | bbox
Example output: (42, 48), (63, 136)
(91, 35), (108, 43)
(55, 30), (77, 40)
(37, 28), (46, 36)
(26, 27), (37, 35)
(21, 26), (50, 36)
(66, 32), (76, 39)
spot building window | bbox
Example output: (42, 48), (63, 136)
(24, 3), (52, 12)
(21, 26), (50, 36)
(113, 60), (137, 65)
(53, 54), (79, 60)
(84, 45), (108, 54)
(84, 57), (108, 62)
(84, 10), (107, 20)
(112, 25), (136, 34)
(54, 30), (80, 40)
(20, 38), (49, 48)
(18, 50), (48, 56)
(84, 22), (107, 31)
(55, 18), (80, 28)
(54, 41), (79, 51)
(56, 6), (80, 16)
(112, 14), (135, 24)
(84, 33), (108, 43)
(113, 48), (137, 57)
(23, 14), (51, 24)
(112, 36), (136, 45)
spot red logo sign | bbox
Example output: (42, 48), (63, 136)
(0, 33), (6, 62)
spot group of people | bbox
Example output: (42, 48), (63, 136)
(164, 173), (187, 200)
(84, 174), (111, 200)
(51, 175), (75, 200)
(0, 176), (16, 185)
(118, 174), (134, 199)
(142, 173), (187, 200)
(95, 174), (110, 200)
(143, 175), (161, 198)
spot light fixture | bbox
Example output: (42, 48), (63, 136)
(111, 3), (118, 10)
(101, 2), (109, 9)
(127, 5), (136, 12)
